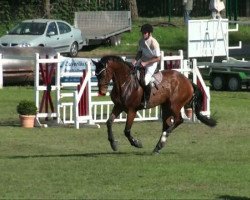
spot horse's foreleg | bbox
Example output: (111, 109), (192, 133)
(107, 106), (122, 151)
(124, 110), (143, 148)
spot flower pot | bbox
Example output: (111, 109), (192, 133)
(19, 115), (36, 128)
(185, 108), (193, 119)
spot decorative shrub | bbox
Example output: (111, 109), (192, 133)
(16, 100), (37, 115)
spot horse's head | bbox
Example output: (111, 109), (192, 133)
(92, 55), (131, 96)
(92, 58), (112, 96)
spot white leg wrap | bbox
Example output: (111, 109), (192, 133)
(161, 131), (167, 143)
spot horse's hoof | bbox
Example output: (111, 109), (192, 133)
(110, 140), (118, 151)
(131, 139), (143, 148)
(152, 147), (160, 154)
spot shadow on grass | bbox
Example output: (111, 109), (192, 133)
(0, 119), (19, 127)
(218, 195), (250, 200)
(2, 151), (178, 159)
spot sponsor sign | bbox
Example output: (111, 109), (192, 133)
(60, 57), (98, 83)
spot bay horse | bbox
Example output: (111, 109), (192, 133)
(92, 55), (217, 153)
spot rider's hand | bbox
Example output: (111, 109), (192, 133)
(132, 59), (137, 66)
(141, 61), (147, 67)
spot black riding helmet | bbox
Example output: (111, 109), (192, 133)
(141, 23), (153, 33)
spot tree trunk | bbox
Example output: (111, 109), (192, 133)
(128, 0), (138, 20)
(44, 0), (50, 18)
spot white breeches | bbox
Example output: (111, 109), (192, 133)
(144, 62), (158, 85)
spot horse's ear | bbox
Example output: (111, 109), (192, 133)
(91, 59), (98, 66)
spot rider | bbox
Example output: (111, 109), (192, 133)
(132, 23), (161, 108)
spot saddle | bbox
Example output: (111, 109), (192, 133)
(134, 66), (163, 89)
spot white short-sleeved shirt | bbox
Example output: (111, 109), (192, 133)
(138, 36), (161, 62)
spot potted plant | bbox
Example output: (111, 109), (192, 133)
(17, 100), (37, 128)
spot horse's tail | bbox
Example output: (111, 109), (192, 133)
(192, 83), (217, 127)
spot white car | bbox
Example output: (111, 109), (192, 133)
(0, 19), (84, 57)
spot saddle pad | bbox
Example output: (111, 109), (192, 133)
(152, 71), (163, 85)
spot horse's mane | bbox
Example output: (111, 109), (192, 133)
(100, 55), (133, 69)
(100, 55), (124, 64)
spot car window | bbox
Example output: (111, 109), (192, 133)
(47, 22), (58, 35)
(57, 22), (71, 34)
(9, 22), (46, 35)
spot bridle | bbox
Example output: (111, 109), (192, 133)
(95, 62), (110, 90)
(95, 65), (107, 77)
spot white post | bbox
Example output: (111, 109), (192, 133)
(35, 53), (40, 111)
(0, 54), (3, 89)
(87, 61), (94, 125)
(34, 53), (41, 127)
(160, 51), (164, 71)
(178, 50), (184, 69)
(183, 59), (189, 78)
(74, 91), (79, 129)
(192, 59), (211, 117)
(56, 53), (61, 124)
(192, 59), (197, 85)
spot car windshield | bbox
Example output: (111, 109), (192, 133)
(9, 22), (47, 35)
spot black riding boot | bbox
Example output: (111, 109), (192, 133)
(143, 84), (151, 108)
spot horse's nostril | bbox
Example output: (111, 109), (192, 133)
(98, 91), (106, 96)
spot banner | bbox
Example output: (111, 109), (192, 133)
(60, 57), (98, 83)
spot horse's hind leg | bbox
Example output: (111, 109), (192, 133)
(107, 105), (122, 151)
(153, 109), (183, 153)
(124, 110), (143, 148)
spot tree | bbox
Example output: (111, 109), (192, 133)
(43, 0), (50, 18)
(128, 0), (138, 20)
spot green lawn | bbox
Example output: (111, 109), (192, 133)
(0, 87), (249, 199)
(0, 16), (250, 200)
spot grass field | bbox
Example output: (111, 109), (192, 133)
(0, 86), (249, 199)
(1, 16), (250, 200)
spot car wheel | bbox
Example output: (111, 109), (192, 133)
(228, 76), (241, 91)
(110, 36), (119, 46)
(116, 35), (121, 45)
(69, 42), (78, 57)
(211, 75), (225, 91)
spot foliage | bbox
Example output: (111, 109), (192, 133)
(229, 25), (250, 45)
(0, 0), (129, 28)
(0, 0), (248, 28)
(16, 100), (37, 115)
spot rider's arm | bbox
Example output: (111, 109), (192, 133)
(132, 50), (142, 66)
(141, 56), (160, 67)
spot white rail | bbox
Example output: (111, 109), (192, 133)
(0, 54), (2, 89)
